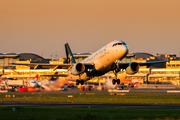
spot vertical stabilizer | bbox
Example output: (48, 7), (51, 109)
(33, 74), (39, 81)
(65, 43), (76, 63)
(49, 72), (58, 81)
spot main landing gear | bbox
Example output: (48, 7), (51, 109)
(76, 79), (84, 85)
(76, 74), (84, 85)
(112, 79), (120, 85)
(112, 70), (120, 85)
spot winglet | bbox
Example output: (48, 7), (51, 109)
(65, 43), (76, 63)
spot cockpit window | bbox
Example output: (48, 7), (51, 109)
(112, 43), (123, 47)
(112, 43), (117, 47)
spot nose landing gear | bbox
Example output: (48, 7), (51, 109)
(112, 69), (121, 85)
(112, 79), (120, 85)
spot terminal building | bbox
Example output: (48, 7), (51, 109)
(0, 52), (180, 85)
(0, 53), (50, 68)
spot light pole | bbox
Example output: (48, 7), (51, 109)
(50, 53), (53, 60)
(179, 72), (180, 85)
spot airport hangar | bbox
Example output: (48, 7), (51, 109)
(0, 52), (180, 85)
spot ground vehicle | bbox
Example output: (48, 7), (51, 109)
(60, 85), (68, 91)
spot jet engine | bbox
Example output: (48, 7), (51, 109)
(126, 62), (139, 75)
(70, 63), (85, 75)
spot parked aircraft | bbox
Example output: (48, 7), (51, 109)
(38, 72), (68, 91)
(38, 72), (59, 85)
(0, 74), (39, 90)
(12, 40), (168, 85)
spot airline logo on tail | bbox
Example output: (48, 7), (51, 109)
(33, 74), (39, 81)
(49, 72), (59, 81)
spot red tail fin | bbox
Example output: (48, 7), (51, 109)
(33, 74), (39, 81)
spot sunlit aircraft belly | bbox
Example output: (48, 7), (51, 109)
(92, 45), (127, 71)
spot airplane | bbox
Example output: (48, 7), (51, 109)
(12, 40), (168, 85)
(38, 72), (59, 85)
(38, 72), (68, 91)
(0, 74), (39, 91)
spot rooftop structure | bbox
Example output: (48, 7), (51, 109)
(0, 53), (50, 68)
(156, 53), (177, 60)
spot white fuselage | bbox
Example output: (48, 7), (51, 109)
(66, 40), (129, 81)
(28, 80), (38, 87)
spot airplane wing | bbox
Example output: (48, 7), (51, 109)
(117, 60), (169, 69)
(11, 63), (73, 70)
(136, 60), (169, 67)
(11, 62), (94, 71)
(38, 62), (94, 77)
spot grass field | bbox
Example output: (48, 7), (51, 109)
(1, 92), (180, 105)
(0, 107), (180, 120)
(1, 91), (180, 119)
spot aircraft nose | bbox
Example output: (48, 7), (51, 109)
(118, 45), (128, 57)
(122, 45), (128, 55)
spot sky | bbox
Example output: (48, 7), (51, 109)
(0, 0), (180, 59)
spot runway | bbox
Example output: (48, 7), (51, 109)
(2, 89), (180, 95)
(1, 102), (180, 109)
(1, 89), (180, 109)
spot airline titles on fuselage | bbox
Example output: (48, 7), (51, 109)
(82, 45), (107, 63)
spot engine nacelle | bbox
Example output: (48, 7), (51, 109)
(126, 62), (139, 75)
(70, 63), (85, 75)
